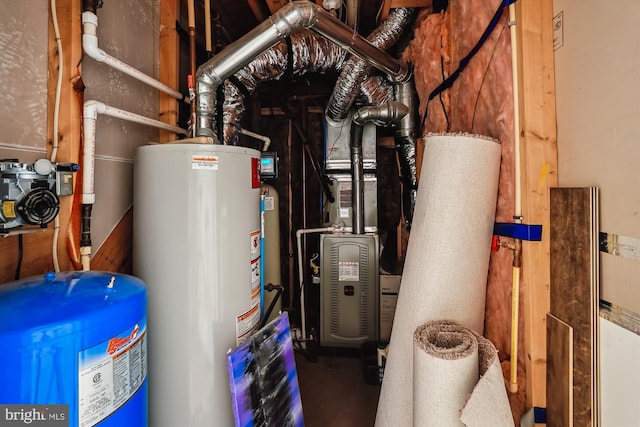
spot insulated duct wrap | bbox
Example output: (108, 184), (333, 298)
(375, 133), (502, 427)
(413, 321), (514, 426)
(222, 31), (347, 144)
(359, 76), (394, 106)
(326, 8), (416, 123)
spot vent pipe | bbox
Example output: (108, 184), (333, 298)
(195, 1), (410, 139)
(326, 8), (416, 124)
(351, 101), (409, 234)
(394, 79), (419, 225)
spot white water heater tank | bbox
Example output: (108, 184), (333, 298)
(133, 143), (262, 427)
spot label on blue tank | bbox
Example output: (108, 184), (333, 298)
(77, 317), (147, 427)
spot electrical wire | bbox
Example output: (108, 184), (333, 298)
(50, 0), (64, 272)
(470, 25), (506, 129)
(375, 0), (385, 26)
(438, 33), (450, 132)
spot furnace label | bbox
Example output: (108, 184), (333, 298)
(338, 261), (359, 281)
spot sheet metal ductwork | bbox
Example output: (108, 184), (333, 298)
(221, 31), (347, 145)
(351, 102), (409, 234)
(394, 79), (419, 225)
(325, 7), (417, 125)
(195, 0), (409, 139)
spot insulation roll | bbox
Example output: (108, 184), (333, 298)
(413, 321), (514, 426)
(375, 133), (502, 427)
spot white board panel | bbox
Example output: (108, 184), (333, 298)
(599, 317), (640, 426)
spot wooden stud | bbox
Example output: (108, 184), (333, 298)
(51, 0), (84, 271)
(246, 0), (268, 21)
(515, 0), (559, 410)
(380, 0), (432, 20)
(265, 0), (289, 15)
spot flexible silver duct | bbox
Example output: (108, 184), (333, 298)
(351, 101), (409, 234)
(222, 31), (347, 144)
(325, 8), (416, 125)
(195, 1), (409, 139)
(360, 75), (394, 106)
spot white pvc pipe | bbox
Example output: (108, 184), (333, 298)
(239, 128), (271, 151)
(82, 11), (187, 103)
(81, 100), (188, 270)
(296, 226), (339, 348)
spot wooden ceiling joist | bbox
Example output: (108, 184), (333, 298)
(381, 0), (432, 19)
(265, 0), (289, 15)
(246, 0), (268, 21)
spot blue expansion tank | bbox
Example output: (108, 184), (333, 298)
(0, 271), (148, 426)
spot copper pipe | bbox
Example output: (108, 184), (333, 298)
(188, 0), (197, 137)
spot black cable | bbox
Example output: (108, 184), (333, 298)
(471, 26), (506, 129)
(259, 284), (284, 329)
(14, 234), (23, 280)
(438, 34), (450, 132)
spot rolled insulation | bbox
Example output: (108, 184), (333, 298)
(375, 133), (502, 427)
(413, 320), (514, 426)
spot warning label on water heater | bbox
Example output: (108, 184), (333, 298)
(78, 318), (147, 427)
(192, 155), (219, 170)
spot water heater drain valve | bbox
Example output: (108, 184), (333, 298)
(0, 159), (78, 232)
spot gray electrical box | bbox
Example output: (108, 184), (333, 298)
(320, 233), (379, 348)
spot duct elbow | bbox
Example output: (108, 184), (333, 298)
(273, 1), (318, 36)
(353, 101), (409, 125)
(390, 61), (411, 83)
(81, 12), (107, 62)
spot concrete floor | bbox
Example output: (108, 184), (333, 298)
(295, 352), (381, 427)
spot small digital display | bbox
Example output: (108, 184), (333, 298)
(260, 152), (278, 179)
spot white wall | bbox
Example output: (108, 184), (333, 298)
(82, 0), (160, 252)
(0, 0), (161, 254)
(553, 1), (640, 425)
(0, 0), (49, 162)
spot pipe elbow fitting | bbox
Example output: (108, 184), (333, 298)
(273, 1), (317, 36)
(81, 12), (107, 62)
(389, 62), (412, 83)
(83, 100), (106, 119)
(353, 101), (409, 125)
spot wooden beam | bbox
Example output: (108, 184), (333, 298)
(381, 0), (432, 19)
(50, 0), (84, 271)
(159, 0), (180, 143)
(265, 0), (289, 15)
(515, 0), (559, 411)
(92, 208), (133, 274)
(246, 0), (268, 21)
